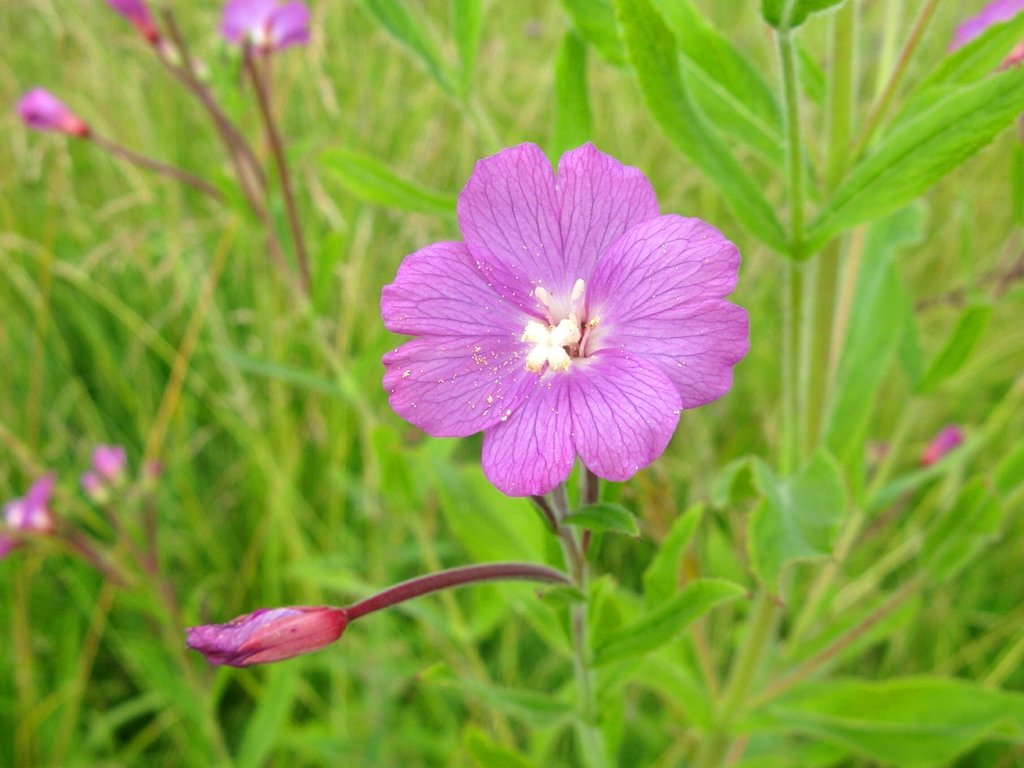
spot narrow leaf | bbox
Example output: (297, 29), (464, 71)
(321, 148), (456, 216)
(237, 666), (298, 768)
(616, 0), (788, 251)
(563, 502), (638, 536)
(452, 0), (483, 95)
(762, 0), (846, 30)
(551, 31), (593, 157)
(594, 578), (744, 665)
(464, 726), (537, 768)
(994, 438), (1024, 497)
(922, 478), (1005, 582)
(914, 303), (991, 395)
(357, 0), (454, 93)
(748, 451), (845, 586)
(808, 69), (1024, 247)
(642, 504), (703, 607)
(560, 0), (625, 66)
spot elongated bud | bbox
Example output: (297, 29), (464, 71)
(186, 606), (348, 667)
(921, 425), (964, 467)
(17, 89), (90, 138)
(107, 0), (161, 43)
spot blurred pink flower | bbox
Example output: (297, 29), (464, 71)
(187, 606), (348, 666)
(17, 89), (90, 137)
(951, 0), (1024, 50)
(107, 0), (160, 43)
(381, 143), (748, 496)
(1, 474), (57, 558)
(220, 0), (310, 51)
(92, 445), (127, 482)
(921, 425), (965, 466)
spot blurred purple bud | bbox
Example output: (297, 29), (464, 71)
(187, 606), (348, 667)
(2, 475), (57, 557)
(107, 0), (161, 43)
(220, 0), (310, 52)
(17, 89), (90, 138)
(951, 0), (1024, 50)
(92, 445), (128, 483)
(921, 425), (965, 467)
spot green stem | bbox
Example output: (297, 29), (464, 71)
(695, 591), (777, 768)
(778, 28), (804, 258)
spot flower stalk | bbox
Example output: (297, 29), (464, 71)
(90, 134), (222, 199)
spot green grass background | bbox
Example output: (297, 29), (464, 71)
(2, 1), (1023, 765)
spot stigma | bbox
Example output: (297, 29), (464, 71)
(521, 279), (589, 373)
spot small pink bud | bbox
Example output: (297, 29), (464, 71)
(107, 0), (161, 43)
(17, 89), (90, 138)
(921, 425), (965, 467)
(92, 444), (128, 483)
(186, 606), (348, 667)
(2, 474), (57, 557)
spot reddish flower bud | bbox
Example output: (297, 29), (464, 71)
(186, 606), (348, 667)
(108, 0), (160, 43)
(17, 89), (90, 138)
(921, 425), (965, 467)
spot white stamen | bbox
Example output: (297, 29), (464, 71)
(570, 278), (585, 306)
(533, 285), (551, 312)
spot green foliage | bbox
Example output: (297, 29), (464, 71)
(563, 502), (638, 536)
(761, 0), (848, 31)
(914, 302), (992, 395)
(551, 32), (593, 158)
(321, 148), (457, 216)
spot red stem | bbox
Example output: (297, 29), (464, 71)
(345, 562), (569, 622)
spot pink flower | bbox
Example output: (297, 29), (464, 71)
(187, 606), (348, 667)
(220, 0), (310, 51)
(951, 0), (1024, 50)
(381, 143), (748, 496)
(92, 445), (127, 483)
(107, 0), (160, 43)
(1, 475), (57, 558)
(921, 425), (965, 466)
(17, 89), (90, 138)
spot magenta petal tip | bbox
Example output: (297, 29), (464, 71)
(17, 89), (90, 137)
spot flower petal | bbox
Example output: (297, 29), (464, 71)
(221, 0), (276, 43)
(381, 241), (532, 337)
(603, 301), (748, 409)
(383, 335), (533, 438)
(568, 351), (681, 481)
(458, 143), (565, 304)
(556, 143), (659, 290)
(481, 377), (574, 496)
(269, 1), (310, 49)
(951, 0), (1024, 50)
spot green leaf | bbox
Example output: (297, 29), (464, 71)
(821, 205), (924, 474)
(711, 456), (755, 509)
(594, 578), (744, 665)
(922, 478), (1005, 582)
(762, 0), (847, 30)
(754, 676), (1024, 767)
(236, 665), (298, 768)
(452, 0), (483, 95)
(551, 31), (593, 157)
(560, 0), (625, 66)
(807, 69), (1024, 247)
(652, 0), (783, 165)
(994, 438), (1024, 497)
(914, 303), (992, 395)
(436, 674), (573, 725)
(615, 0), (788, 252)
(642, 504), (703, 607)
(563, 502), (638, 536)
(748, 451), (845, 586)
(321, 148), (456, 216)
(463, 725), (537, 768)
(356, 0), (454, 93)
(918, 12), (1024, 93)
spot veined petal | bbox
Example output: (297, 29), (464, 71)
(568, 352), (681, 481)
(481, 377), (575, 496)
(381, 241), (532, 337)
(269, 1), (310, 49)
(383, 335), (534, 438)
(604, 301), (749, 409)
(556, 143), (659, 290)
(458, 143), (564, 303)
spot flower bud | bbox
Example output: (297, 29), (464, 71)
(107, 0), (161, 43)
(921, 425), (964, 467)
(92, 444), (128, 483)
(1, 474), (57, 558)
(186, 606), (348, 667)
(17, 89), (90, 138)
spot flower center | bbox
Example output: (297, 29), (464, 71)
(520, 279), (599, 373)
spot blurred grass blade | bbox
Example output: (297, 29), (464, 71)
(357, 0), (455, 93)
(748, 451), (845, 587)
(452, 0), (483, 96)
(922, 478), (1005, 582)
(463, 725), (537, 768)
(914, 302), (991, 395)
(560, 0), (625, 66)
(762, 0), (847, 30)
(562, 502), (637, 536)
(551, 31), (593, 157)
(237, 665), (298, 768)
(994, 438), (1024, 497)
(918, 13), (1024, 92)
(615, 0), (788, 252)
(594, 578), (744, 666)
(322, 148), (456, 216)
(642, 504), (702, 607)
(807, 69), (1024, 248)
